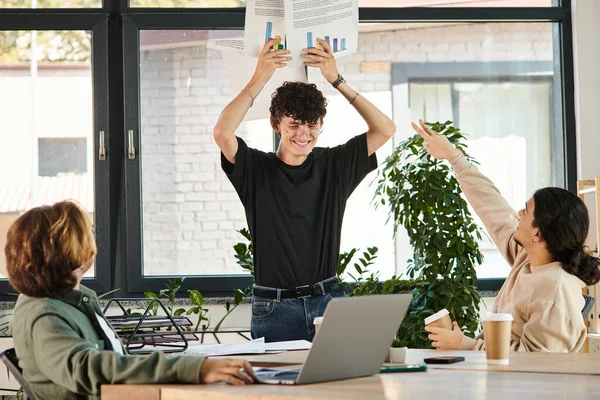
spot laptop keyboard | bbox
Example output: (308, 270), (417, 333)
(255, 368), (301, 382)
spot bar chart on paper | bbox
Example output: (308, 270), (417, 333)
(265, 21), (287, 50)
(307, 32), (347, 53)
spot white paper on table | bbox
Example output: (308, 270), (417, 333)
(182, 338), (266, 356)
(207, 37), (245, 54)
(244, 0), (286, 57)
(221, 51), (307, 121)
(264, 340), (312, 351)
(284, 0), (358, 67)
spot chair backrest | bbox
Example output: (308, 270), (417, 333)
(582, 294), (595, 319)
(0, 348), (38, 400)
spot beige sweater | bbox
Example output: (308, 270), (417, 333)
(451, 154), (586, 352)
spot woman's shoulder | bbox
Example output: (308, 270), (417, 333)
(531, 262), (585, 289)
(12, 295), (58, 335)
(14, 295), (63, 319)
(525, 263), (585, 314)
(513, 262), (581, 301)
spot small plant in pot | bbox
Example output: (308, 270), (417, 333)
(373, 120), (485, 349)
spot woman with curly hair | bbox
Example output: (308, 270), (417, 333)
(213, 38), (396, 342)
(6, 201), (256, 400)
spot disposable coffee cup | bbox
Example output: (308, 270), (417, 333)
(424, 309), (452, 330)
(483, 313), (513, 365)
(313, 317), (324, 334)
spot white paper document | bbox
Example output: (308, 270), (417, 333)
(181, 338), (312, 356)
(243, 0), (358, 67)
(284, 0), (358, 67)
(264, 339), (312, 351)
(182, 338), (267, 356)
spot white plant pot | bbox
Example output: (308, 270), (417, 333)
(386, 346), (407, 363)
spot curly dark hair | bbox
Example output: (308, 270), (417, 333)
(269, 81), (328, 125)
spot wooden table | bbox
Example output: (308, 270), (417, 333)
(404, 348), (600, 375)
(102, 349), (600, 400)
(226, 348), (600, 376)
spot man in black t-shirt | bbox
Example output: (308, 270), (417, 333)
(213, 37), (396, 342)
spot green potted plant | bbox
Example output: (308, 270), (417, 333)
(373, 121), (484, 349)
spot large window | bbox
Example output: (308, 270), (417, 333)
(129, 20), (566, 289)
(0, 0), (576, 297)
(0, 21), (110, 294)
(0, 30), (97, 277)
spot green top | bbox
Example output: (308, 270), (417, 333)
(11, 285), (204, 400)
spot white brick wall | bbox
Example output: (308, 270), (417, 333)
(139, 22), (553, 277)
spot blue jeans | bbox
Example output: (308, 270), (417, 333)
(250, 277), (346, 342)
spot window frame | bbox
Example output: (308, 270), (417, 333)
(0, 0), (576, 298)
(0, 9), (111, 300)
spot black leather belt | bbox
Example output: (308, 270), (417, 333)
(253, 282), (344, 300)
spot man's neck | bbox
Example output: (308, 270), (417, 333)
(72, 271), (85, 290)
(528, 247), (556, 267)
(276, 148), (308, 166)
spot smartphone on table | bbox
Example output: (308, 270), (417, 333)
(423, 356), (465, 364)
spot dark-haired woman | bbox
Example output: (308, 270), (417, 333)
(6, 201), (256, 400)
(213, 38), (396, 342)
(412, 120), (600, 352)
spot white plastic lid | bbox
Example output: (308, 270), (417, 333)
(313, 317), (324, 325)
(424, 309), (450, 325)
(483, 313), (513, 322)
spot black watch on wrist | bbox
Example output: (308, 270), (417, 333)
(332, 74), (346, 89)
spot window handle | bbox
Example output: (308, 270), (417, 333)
(128, 129), (136, 160)
(99, 130), (106, 161)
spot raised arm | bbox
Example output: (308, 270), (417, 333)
(213, 39), (292, 164)
(411, 120), (522, 266)
(302, 38), (396, 156)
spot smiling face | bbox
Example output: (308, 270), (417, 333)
(273, 116), (322, 161)
(268, 82), (328, 165)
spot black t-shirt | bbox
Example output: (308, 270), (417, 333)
(221, 133), (377, 289)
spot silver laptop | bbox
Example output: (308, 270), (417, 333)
(254, 293), (412, 385)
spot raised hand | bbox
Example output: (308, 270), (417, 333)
(301, 38), (340, 84)
(411, 119), (462, 161)
(252, 39), (292, 85)
(199, 358), (257, 385)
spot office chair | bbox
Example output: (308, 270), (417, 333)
(0, 348), (38, 400)
(582, 294), (595, 320)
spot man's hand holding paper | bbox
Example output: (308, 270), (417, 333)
(252, 38), (292, 85)
(301, 38), (340, 84)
